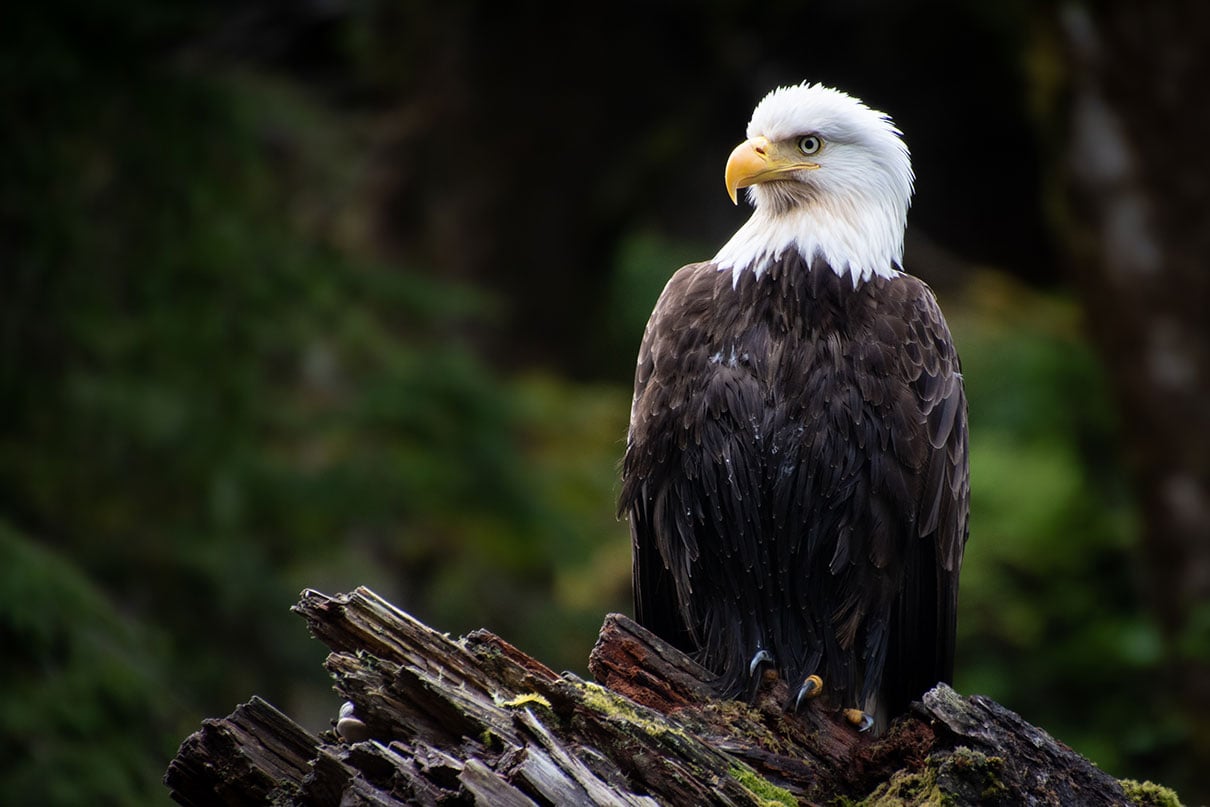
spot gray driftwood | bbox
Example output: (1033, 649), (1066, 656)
(164, 587), (1173, 806)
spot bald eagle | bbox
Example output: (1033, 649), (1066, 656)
(619, 83), (969, 732)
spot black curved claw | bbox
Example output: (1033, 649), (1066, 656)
(794, 674), (823, 711)
(746, 649), (775, 704)
(844, 708), (875, 732)
(748, 648), (774, 677)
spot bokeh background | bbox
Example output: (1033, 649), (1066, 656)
(3, 1), (1207, 804)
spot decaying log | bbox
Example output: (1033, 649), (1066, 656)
(165, 587), (1182, 806)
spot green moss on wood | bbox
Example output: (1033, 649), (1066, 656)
(730, 765), (797, 807)
(701, 700), (795, 753)
(1120, 779), (1184, 807)
(859, 746), (1007, 806)
(576, 681), (685, 740)
(939, 747), (1007, 802)
(861, 764), (948, 807)
(498, 692), (552, 710)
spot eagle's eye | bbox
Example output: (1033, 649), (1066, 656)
(797, 135), (822, 155)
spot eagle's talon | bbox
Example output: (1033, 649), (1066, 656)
(794, 674), (824, 710)
(843, 708), (875, 732)
(748, 648), (774, 677)
(746, 649), (775, 704)
(621, 83), (968, 741)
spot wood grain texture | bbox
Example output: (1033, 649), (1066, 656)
(165, 587), (1156, 806)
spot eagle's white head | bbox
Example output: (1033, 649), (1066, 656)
(712, 83), (914, 286)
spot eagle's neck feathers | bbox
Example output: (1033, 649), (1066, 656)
(713, 188), (906, 288)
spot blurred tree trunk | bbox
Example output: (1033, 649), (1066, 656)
(1053, 0), (1210, 787)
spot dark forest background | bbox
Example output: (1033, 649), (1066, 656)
(2, 1), (1207, 804)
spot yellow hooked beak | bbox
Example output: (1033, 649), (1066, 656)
(724, 136), (820, 204)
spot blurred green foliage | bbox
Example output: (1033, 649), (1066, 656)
(0, 2), (1189, 804)
(2, 6), (634, 803)
(950, 275), (1185, 785)
(0, 522), (177, 804)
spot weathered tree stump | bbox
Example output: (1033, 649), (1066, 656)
(164, 587), (1182, 806)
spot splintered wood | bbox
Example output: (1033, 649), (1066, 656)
(165, 587), (1145, 806)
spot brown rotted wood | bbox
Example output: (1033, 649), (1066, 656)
(911, 686), (1136, 806)
(163, 696), (320, 805)
(165, 587), (1176, 806)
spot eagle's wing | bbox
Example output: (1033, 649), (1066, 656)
(879, 277), (969, 718)
(621, 265), (700, 656)
(621, 262), (770, 687)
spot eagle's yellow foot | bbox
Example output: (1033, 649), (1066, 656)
(794, 674), (824, 710)
(843, 708), (875, 732)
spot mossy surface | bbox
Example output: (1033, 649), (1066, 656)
(936, 747), (1007, 803)
(498, 692), (552, 710)
(730, 765), (797, 807)
(860, 765), (947, 807)
(576, 681), (685, 739)
(858, 746), (1007, 806)
(1120, 779), (1184, 807)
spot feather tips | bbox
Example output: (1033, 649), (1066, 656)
(620, 253), (968, 714)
